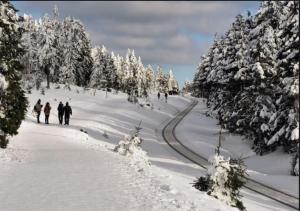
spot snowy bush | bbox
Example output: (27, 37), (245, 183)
(114, 121), (144, 156)
(113, 121), (150, 171)
(193, 155), (247, 211)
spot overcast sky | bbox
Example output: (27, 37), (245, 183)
(13, 1), (260, 88)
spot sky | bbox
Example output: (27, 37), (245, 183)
(12, 1), (260, 88)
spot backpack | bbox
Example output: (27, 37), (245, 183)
(34, 105), (37, 112)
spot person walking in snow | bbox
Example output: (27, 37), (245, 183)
(34, 99), (43, 123)
(64, 102), (72, 125)
(157, 92), (160, 100)
(57, 102), (64, 125)
(164, 92), (168, 103)
(44, 102), (51, 124)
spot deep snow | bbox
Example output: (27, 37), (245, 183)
(0, 85), (295, 211)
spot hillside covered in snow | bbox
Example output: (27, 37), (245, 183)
(0, 85), (295, 211)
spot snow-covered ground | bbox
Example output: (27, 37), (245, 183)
(176, 95), (299, 198)
(0, 85), (295, 211)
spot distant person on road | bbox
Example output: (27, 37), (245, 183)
(57, 102), (64, 125)
(64, 102), (72, 125)
(44, 102), (51, 124)
(165, 92), (168, 103)
(157, 92), (160, 100)
(34, 99), (43, 123)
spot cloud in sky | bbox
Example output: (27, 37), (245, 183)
(13, 1), (260, 86)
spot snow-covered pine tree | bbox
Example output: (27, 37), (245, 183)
(58, 17), (76, 89)
(50, 5), (63, 84)
(36, 13), (59, 88)
(114, 120), (144, 156)
(90, 45), (117, 90)
(71, 18), (92, 87)
(137, 56), (147, 97)
(145, 64), (155, 93)
(20, 14), (43, 90)
(90, 46), (106, 89)
(207, 155), (247, 211)
(193, 154), (247, 210)
(117, 55), (127, 92)
(125, 49), (139, 95)
(106, 51), (118, 90)
(192, 1), (298, 155)
(244, 1), (285, 153)
(59, 16), (93, 88)
(111, 52), (121, 91)
(167, 69), (178, 94)
(182, 80), (191, 93)
(269, 1), (299, 155)
(192, 50), (214, 98)
(155, 66), (168, 92)
(0, 0), (28, 148)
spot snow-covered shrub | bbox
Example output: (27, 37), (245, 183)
(114, 121), (144, 156)
(114, 121), (150, 171)
(193, 155), (247, 211)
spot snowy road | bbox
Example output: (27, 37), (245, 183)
(161, 98), (299, 210)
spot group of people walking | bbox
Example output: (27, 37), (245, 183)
(33, 99), (72, 125)
(157, 92), (168, 103)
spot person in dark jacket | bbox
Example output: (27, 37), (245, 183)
(44, 102), (51, 124)
(57, 102), (64, 124)
(157, 92), (160, 100)
(34, 99), (43, 123)
(164, 92), (168, 103)
(64, 102), (72, 125)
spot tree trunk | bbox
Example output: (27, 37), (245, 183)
(0, 134), (8, 149)
(46, 73), (50, 89)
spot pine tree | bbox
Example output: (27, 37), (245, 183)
(145, 64), (155, 93)
(125, 49), (139, 94)
(20, 14), (42, 90)
(0, 0), (28, 148)
(269, 1), (299, 153)
(50, 5), (63, 84)
(193, 138), (247, 211)
(36, 13), (59, 88)
(167, 69), (179, 94)
(90, 45), (117, 90)
(155, 66), (168, 92)
(106, 52), (118, 90)
(90, 46), (107, 89)
(58, 16), (93, 88)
